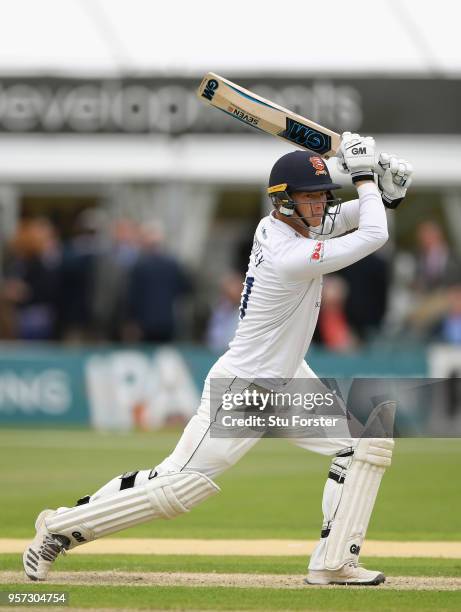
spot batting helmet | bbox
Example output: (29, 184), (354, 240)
(267, 150), (343, 236)
(268, 150), (341, 195)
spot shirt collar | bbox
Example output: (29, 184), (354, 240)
(268, 210), (303, 239)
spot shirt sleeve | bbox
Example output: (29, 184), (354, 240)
(275, 183), (388, 283)
(328, 198), (360, 237)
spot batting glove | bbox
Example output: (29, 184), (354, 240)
(337, 132), (376, 184)
(375, 152), (413, 209)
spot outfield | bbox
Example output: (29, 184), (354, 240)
(0, 430), (460, 610)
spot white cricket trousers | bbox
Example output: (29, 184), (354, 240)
(153, 356), (357, 570)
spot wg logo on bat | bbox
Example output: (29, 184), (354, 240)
(201, 78), (219, 101)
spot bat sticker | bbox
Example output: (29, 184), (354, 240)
(279, 118), (331, 154)
(201, 78), (219, 101)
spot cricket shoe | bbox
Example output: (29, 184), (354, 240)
(23, 509), (70, 581)
(305, 562), (385, 586)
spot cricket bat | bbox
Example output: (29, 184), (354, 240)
(197, 72), (341, 158)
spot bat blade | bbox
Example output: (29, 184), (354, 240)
(197, 72), (341, 158)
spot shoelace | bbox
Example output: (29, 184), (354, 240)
(38, 534), (67, 562)
(346, 561), (364, 570)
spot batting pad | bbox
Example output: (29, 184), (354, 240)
(324, 438), (394, 570)
(46, 471), (220, 548)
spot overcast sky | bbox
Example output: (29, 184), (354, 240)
(0, 0), (459, 76)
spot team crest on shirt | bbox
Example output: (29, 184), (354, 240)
(310, 241), (324, 262)
(309, 155), (327, 176)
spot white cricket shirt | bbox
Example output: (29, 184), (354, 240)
(220, 183), (388, 379)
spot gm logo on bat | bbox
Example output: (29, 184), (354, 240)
(201, 78), (219, 101)
(280, 118), (331, 155)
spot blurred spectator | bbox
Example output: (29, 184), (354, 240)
(206, 270), (243, 352)
(414, 221), (458, 291)
(338, 253), (389, 341)
(58, 209), (108, 342)
(2, 218), (61, 340)
(437, 284), (461, 344)
(91, 218), (141, 341)
(317, 275), (358, 352)
(403, 221), (461, 337)
(383, 251), (416, 336)
(125, 221), (191, 343)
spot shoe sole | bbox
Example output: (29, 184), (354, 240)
(23, 549), (43, 582)
(305, 573), (385, 586)
(23, 509), (55, 582)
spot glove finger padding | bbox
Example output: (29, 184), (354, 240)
(377, 152), (396, 177)
(391, 159), (412, 187)
(336, 152), (349, 174)
(340, 132), (376, 184)
(376, 153), (413, 209)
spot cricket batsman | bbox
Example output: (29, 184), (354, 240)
(23, 132), (412, 585)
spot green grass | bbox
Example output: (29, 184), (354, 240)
(3, 583), (461, 611)
(2, 430), (460, 611)
(2, 553), (461, 577)
(1, 430), (460, 541)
